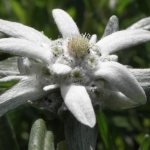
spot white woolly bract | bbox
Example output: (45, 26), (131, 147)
(61, 84), (96, 127)
(97, 29), (150, 55)
(52, 9), (80, 38)
(94, 61), (146, 105)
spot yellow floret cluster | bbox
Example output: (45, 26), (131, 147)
(68, 34), (90, 58)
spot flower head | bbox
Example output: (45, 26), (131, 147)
(68, 34), (90, 58)
(0, 9), (149, 127)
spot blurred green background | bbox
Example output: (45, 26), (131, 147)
(0, 0), (150, 150)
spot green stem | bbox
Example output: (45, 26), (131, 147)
(64, 113), (98, 150)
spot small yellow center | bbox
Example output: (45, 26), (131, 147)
(68, 34), (90, 58)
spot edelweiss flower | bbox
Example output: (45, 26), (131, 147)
(0, 9), (150, 128)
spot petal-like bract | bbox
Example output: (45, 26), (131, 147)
(61, 84), (96, 127)
(0, 19), (51, 46)
(0, 77), (45, 116)
(97, 29), (150, 55)
(0, 38), (52, 64)
(128, 17), (150, 30)
(94, 61), (146, 105)
(52, 9), (80, 38)
(102, 15), (119, 37)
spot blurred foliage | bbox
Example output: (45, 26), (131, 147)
(0, 0), (150, 150)
(0, 80), (19, 88)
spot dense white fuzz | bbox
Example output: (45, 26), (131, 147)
(52, 9), (80, 38)
(102, 15), (119, 37)
(0, 38), (52, 64)
(0, 19), (51, 46)
(0, 77), (46, 116)
(51, 63), (72, 76)
(61, 84), (96, 127)
(128, 17), (150, 30)
(94, 62), (146, 104)
(97, 29), (150, 55)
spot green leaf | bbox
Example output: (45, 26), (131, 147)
(0, 115), (20, 150)
(97, 112), (111, 149)
(116, 0), (131, 15)
(139, 134), (150, 150)
(10, 0), (28, 23)
(137, 0), (150, 15)
(0, 80), (18, 88)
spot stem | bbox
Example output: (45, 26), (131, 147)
(64, 113), (98, 150)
